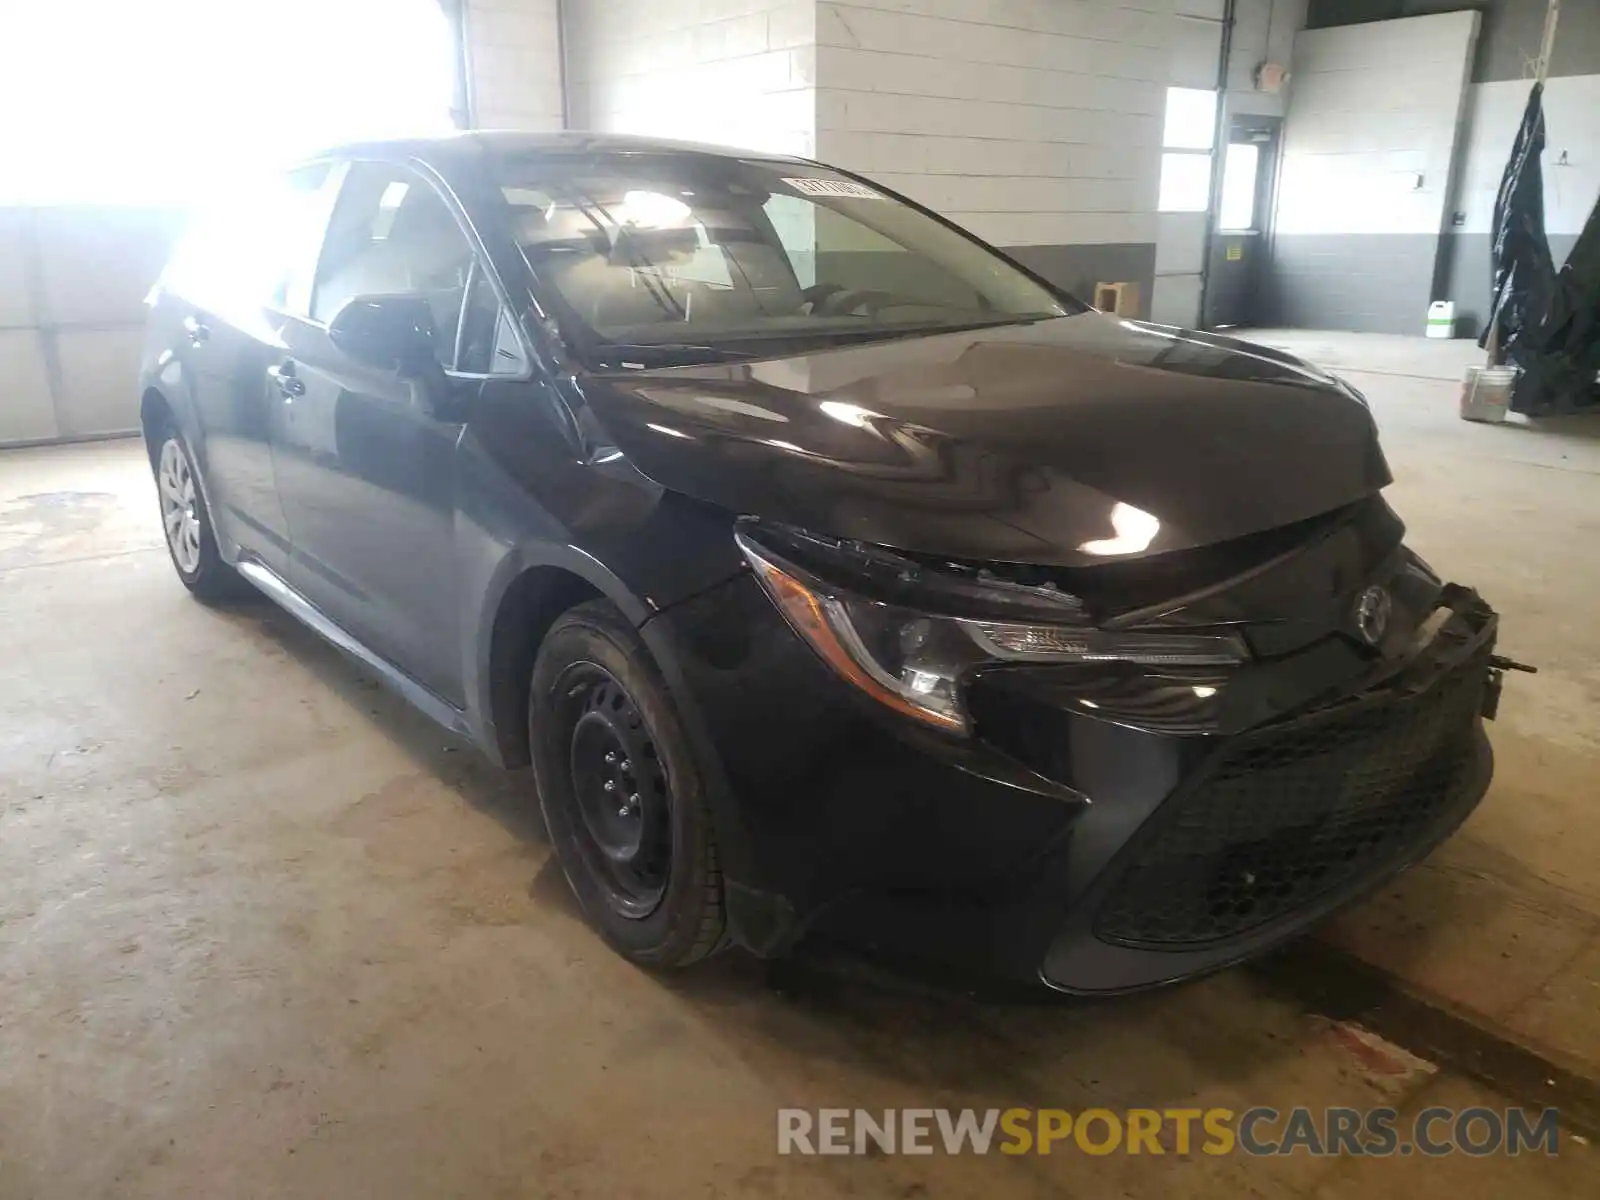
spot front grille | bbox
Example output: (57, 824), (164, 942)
(1093, 652), (1489, 948)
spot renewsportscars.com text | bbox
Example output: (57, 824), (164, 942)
(777, 1106), (1562, 1157)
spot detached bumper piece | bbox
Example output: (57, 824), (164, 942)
(1043, 587), (1498, 993)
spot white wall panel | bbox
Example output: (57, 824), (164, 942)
(0, 210), (31, 330)
(1451, 74), (1600, 238)
(0, 208), (180, 446)
(1226, 0), (1306, 111)
(52, 329), (145, 439)
(468, 0), (564, 129)
(1155, 211), (1207, 275)
(0, 331), (58, 444)
(814, 1), (1172, 54)
(563, 0), (816, 156)
(1170, 15), (1223, 91)
(814, 1), (1166, 250)
(1277, 11), (1478, 236)
(34, 208), (183, 327)
(1150, 272), (1202, 326)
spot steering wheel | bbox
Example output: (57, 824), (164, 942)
(801, 283), (900, 317)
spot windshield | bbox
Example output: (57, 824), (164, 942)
(489, 152), (1075, 366)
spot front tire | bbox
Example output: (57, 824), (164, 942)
(152, 427), (244, 603)
(529, 599), (727, 967)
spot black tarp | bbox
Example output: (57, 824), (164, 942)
(1509, 194), (1600, 414)
(1481, 83), (1555, 368)
(1479, 81), (1600, 415)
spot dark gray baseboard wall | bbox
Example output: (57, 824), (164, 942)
(1262, 230), (1586, 337)
(1265, 233), (1444, 335)
(1006, 243), (1157, 313)
(813, 242), (1156, 317)
(1436, 231), (1581, 339)
(1265, 208), (1588, 343)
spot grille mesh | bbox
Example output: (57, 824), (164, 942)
(1094, 655), (1488, 948)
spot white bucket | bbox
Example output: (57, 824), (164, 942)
(1426, 300), (1455, 339)
(1460, 366), (1514, 423)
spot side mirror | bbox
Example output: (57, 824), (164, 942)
(328, 294), (438, 375)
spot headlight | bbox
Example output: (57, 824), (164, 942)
(736, 530), (1246, 733)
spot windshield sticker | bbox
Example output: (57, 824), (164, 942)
(782, 177), (886, 200)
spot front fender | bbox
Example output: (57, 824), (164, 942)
(140, 351), (202, 459)
(456, 528), (754, 904)
(139, 351), (228, 551)
(453, 424), (744, 756)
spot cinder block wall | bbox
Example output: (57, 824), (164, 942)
(558, 0), (1178, 308)
(562, 0), (818, 157)
(1270, 10), (1479, 332)
(1226, 0), (1305, 117)
(812, 0), (1167, 306)
(465, 0), (565, 129)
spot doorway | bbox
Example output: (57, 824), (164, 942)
(1203, 115), (1281, 329)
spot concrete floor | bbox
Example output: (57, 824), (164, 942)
(3, 333), (1598, 1197)
(1247, 330), (1600, 1074)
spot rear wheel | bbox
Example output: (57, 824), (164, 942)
(153, 428), (244, 602)
(530, 600), (727, 967)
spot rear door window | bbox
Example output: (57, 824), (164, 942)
(274, 163), (341, 316)
(163, 162), (337, 320)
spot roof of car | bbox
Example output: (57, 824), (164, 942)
(318, 130), (815, 167)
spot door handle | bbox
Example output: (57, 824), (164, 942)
(267, 362), (305, 399)
(182, 315), (210, 346)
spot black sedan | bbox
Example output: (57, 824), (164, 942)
(139, 132), (1508, 992)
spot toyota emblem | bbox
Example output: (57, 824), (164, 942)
(1354, 585), (1392, 645)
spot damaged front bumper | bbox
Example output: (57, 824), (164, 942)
(1040, 584), (1499, 992)
(649, 567), (1504, 992)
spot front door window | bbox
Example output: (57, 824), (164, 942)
(310, 163), (477, 370)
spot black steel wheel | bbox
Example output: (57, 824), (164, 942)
(529, 599), (727, 967)
(562, 667), (672, 917)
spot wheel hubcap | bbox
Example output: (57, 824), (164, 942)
(560, 668), (671, 918)
(157, 439), (202, 574)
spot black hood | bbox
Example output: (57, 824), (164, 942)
(581, 313), (1390, 567)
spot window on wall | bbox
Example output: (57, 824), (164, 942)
(1218, 142), (1260, 230)
(1158, 87), (1218, 213)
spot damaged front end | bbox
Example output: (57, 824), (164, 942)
(723, 496), (1516, 991)
(1034, 581), (1501, 991)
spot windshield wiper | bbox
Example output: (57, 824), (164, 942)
(593, 343), (760, 369)
(592, 315), (1064, 367)
(745, 314), (1061, 349)
(884, 314), (1061, 337)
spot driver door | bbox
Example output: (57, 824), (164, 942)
(269, 161), (508, 704)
